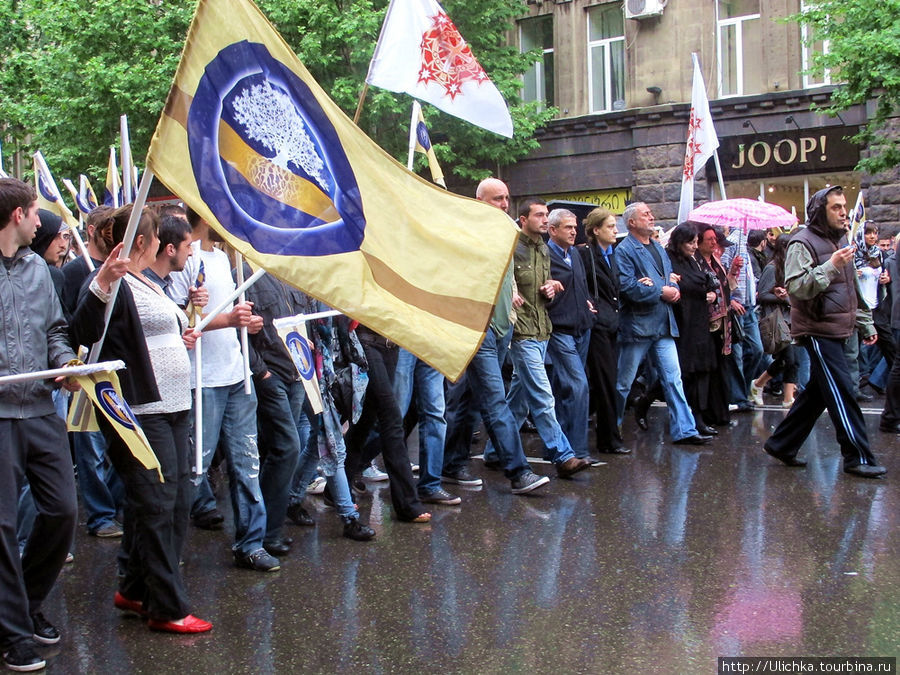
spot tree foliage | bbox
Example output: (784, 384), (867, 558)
(791, 0), (900, 174)
(0, 0), (552, 193)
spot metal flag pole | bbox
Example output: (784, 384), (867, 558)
(407, 100), (420, 171)
(235, 252), (252, 395)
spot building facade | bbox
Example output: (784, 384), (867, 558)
(505, 0), (899, 232)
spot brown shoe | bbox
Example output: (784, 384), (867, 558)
(556, 457), (590, 479)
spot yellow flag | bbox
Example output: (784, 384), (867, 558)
(145, 0), (517, 380)
(33, 151), (79, 230)
(274, 321), (324, 414)
(71, 370), (163, 482)
(412, 102), (446, 188)
(66, 389), (99, 432)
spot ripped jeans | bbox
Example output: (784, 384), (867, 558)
(191, 381), (267, 555)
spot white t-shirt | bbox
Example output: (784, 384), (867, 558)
(858, 265), (880, 310)
(169, 241), (244, 388)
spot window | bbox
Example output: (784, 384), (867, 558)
(800, 0), (830, 88)
(587, 5), (625, 113)
(520, 16), (554, 107)
(716, 0), (763, 97)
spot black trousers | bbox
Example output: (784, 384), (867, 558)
(345, 332), (425, 521)
(765, 336), (878, 468)
(585, 327), (622, 451)
(0, 414), (76, 650)
(102, 410), (192, 621)
(880, 328), (900, 426)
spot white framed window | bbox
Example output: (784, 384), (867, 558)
(520, 15), (554, 108)
(800, 0), (831, 88)
(716, 0), (762, 97)
(587, 4), (625, 113)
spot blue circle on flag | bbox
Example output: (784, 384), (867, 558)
(416, 122), (432, 151)
(188, 41), (365, 257)
(285, 331), (315, 379)
(94, 382), (138, 431)
(37, 173), (58, 203)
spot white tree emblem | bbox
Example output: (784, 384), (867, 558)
(232, 81), (328, 192)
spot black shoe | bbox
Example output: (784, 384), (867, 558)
(286, 502), (315, 527)
(342, 518), (376, 541)
(879, 421), (900, 433)
(600, 446), (632, 455)
(673, 435), (713, 445)
(31, 612), (59, 645)
(520, 418), (538, 434)
(634, 395), (651, 431)
(263, 539), (291, 557)
(3, 640), (46, 672)
(697, 424), (718, 436)
(441, 468), (483, 486)
(234, 548), (281, 572)
(856, 391), (874, 402)
(844, 464), (887, 478)
(191, 509), (224, 530)
(418, 488), (462, 505)
(764, 445), (807, 467)
(482, 457), (502, 470)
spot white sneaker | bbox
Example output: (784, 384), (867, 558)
(307, 476), (327, 494)
(749, 382), (764, 407)
(362, 465), (389, 482)
(782, 399), (795, 408)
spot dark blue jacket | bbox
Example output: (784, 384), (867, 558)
(547, 242), (594, 337)
(615, 234), (679, 342)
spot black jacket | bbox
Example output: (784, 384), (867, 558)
(578, 242), (620, 333)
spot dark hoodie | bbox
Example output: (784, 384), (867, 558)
(804, 186), (845, 244)
(30, 209), (67, 310)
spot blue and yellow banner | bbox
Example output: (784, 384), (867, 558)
(104, 146), (121, 207)
(274, 320), (324, 414)
(71, 369), (162, 482)
(145, 0), (517, 380)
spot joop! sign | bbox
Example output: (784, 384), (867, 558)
(719, 127), (859, 179)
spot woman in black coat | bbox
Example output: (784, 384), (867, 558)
(666, 223), (720, 435)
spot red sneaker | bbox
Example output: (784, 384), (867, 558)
(148, 615), (212, 634)
(114, 591), (147, 617)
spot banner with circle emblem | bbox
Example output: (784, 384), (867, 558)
(145, 0), (518, 382)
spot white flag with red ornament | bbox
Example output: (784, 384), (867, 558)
(678, 53), (720, 225)
(365, 0), (513, 138)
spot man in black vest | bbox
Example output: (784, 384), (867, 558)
(764, 186), (886, 478)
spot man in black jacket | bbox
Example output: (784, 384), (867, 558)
(546, 208), (597, 462)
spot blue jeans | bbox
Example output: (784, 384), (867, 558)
(547, 331), (591, 459)
(255, 373), (303, 544)
(393, 348), (446, 494)
(727, 309), (764, 406)
(72, 430), (124, 534)
(504, 338), (575, 464)
(616, 337), (699, 441)
(191, 381), (267, 554)
(443, 328), (531, 480)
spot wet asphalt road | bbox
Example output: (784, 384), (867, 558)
(37, 400), (897, 674)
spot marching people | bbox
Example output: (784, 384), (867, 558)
(70, 204), (212, 634)
(0, 178), (79, 672)
(763, 186), (887, 478)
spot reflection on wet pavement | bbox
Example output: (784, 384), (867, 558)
(44, 405), (897, 673)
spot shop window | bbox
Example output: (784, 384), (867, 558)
(800, 1), (831, 88)
(587, 4), (625, 113)
(722, 173), (858, 223)
(520, 15), (555, 108)
(716, 0), (764, 97)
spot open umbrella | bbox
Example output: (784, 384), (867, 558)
(687, 198), (798, 233)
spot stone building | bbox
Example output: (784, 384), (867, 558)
(503, 0), (899, 233)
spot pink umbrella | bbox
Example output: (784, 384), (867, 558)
(687, 198), (798, 233)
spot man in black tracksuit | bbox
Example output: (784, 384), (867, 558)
(764, 186), (886, 478)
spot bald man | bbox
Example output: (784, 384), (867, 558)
(441, 178), (550, 495)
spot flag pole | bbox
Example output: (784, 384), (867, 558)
(69, 222), (94, 272)
(235, 252), (252, 395)
(193, 333), (204, 476)
(194, 269), (267, 332)
(713, 153), (727, 201)
(353, 83), (369, 125)
(407, 101), (420, 171)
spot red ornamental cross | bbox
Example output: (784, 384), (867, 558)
(683, 108), (704, 180)
(417, 12), (489, 100)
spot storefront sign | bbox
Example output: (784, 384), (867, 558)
(719, 127), (859, 179)
(541, 188), (632, 213)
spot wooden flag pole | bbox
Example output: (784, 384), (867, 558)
(353, 83), (369, 125)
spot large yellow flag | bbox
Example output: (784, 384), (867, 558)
(145, 0), (518, 380)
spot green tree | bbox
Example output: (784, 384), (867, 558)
(0, 0), (551, 191)
(792, 0), (900, 174)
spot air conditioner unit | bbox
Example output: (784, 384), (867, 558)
(625, 0), (667, 20)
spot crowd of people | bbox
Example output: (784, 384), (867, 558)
(0, 174), (892, 671)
